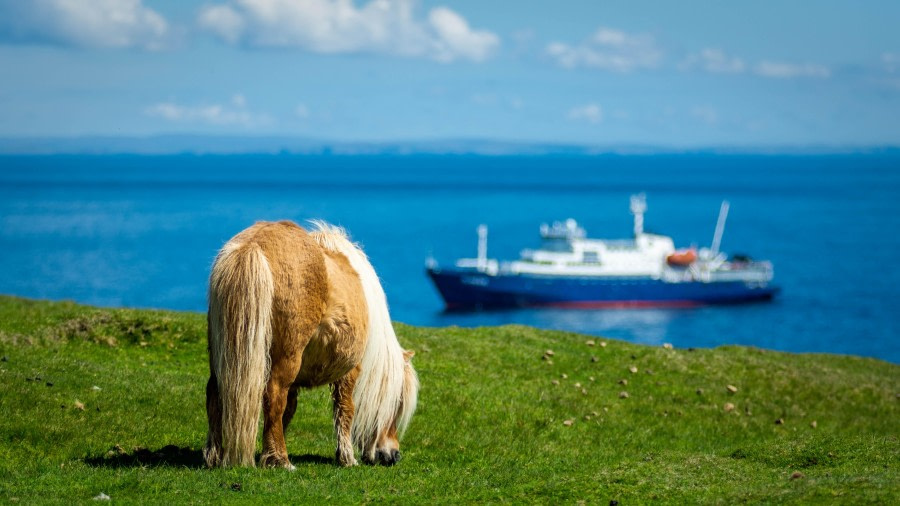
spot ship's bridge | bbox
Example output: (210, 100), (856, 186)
(516, 218), (676, 277)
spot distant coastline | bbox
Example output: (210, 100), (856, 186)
(1, 135), (898, 157)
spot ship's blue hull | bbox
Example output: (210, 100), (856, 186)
(427, 267), (779, 310)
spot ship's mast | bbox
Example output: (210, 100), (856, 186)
(630, 193), (647, 237)
(710, 200), (730, 257)
(477, 224), (488, 271)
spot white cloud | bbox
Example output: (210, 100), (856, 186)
(690, 106), (718, 125)
(197, 0), (499, 63)
(680, 48), (745, 74)
(567, 103), (603, 124)
(427, 7), (498, 63)
(546, 27), (661, 72)
(679, 48), (830, 80)
(230, 94), (247, 108)
(145, 96), (271, 127)
(0, 0), (169, 50)
(883, 53), (900, 73)
(754, 61), (830, 79)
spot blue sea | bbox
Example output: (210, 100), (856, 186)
(1, 154), (898, 363)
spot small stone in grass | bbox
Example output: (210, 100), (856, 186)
(584, 415), (592, 421)
(591, 356), (599, 363)
(561, 373), (568, 379)
(790, 471), (804, 480)
(810, 420), (818, 429)
(618, 391), (629, 399)
(724, 402), (735, 412)
(599, 341), (607, 347)
(544, 349), (555, 357)
(618, 379), (628, 386)
(696, 388), (704, 395)
(551, 379), (560, 386)
(726, 385), (738, 394)
(563, 419), (574, 427)
(574, 382), (581, 388)
(74, 400), (85, 411)
(663, 343), (673, 349)
(92, 385), (102, 391)
(775, 418), (785, 425)
(586, 340), (595, 346)
(628, 366), (638, 374)
(589, 376), (595, 382)
(93, 492), (110, 501)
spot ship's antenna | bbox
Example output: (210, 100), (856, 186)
(630, 193), (647, 237)
(710, 200), (730, 257)
(477, 224), (488, 271)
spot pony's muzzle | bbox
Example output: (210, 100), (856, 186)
(374, 449), (401, 466)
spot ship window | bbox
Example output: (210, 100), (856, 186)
(583, 251), (600, 263)
(542, 238), (572, 252)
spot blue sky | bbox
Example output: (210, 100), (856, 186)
(1, 0), (898, 147)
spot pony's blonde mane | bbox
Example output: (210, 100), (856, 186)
(308, 220), (419, 457)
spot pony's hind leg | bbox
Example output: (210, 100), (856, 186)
(332, 366), (360, 467)
(203, 374), (223, 467)
(260, 373), (297, 470)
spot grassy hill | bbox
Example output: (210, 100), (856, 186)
(0, 295), (897, 504)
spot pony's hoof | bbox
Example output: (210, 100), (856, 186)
(202, 445), (221, 468)
(336, 448), (358, 467)
(260, 454), (293, 470)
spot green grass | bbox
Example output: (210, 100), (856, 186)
(0, 295), (897, 504)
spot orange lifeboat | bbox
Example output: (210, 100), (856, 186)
(667, 248), (697, 267)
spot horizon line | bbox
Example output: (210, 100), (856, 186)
(0, 134), (898, 156)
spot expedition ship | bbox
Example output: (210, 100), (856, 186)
(426, 194), (778, 310)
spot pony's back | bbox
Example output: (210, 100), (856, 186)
(206, 221), (328, 467)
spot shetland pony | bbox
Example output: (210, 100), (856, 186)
(203, 220), (419, 468)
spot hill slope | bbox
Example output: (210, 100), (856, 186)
(0, 296), (897, 503)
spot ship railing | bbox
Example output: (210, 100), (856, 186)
(455, 258), (499, 275)
(663, 261), (773, 283)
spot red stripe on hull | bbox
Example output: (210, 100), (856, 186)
(537, 300), (702, 309)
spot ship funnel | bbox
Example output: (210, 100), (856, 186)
(630, 193), (647, 237)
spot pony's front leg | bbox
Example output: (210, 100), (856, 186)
(282, 387), (299, 433)
(332, 366), (360, 467)
(202, 374), (223, 467)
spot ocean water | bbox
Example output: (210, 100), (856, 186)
(1, 154), (898, 363)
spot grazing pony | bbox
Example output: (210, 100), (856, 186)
(203, 220), (419, 469)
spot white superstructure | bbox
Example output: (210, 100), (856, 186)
(452, 194), (773, 284)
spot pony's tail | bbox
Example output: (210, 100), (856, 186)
(208, 241), (274, 467)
